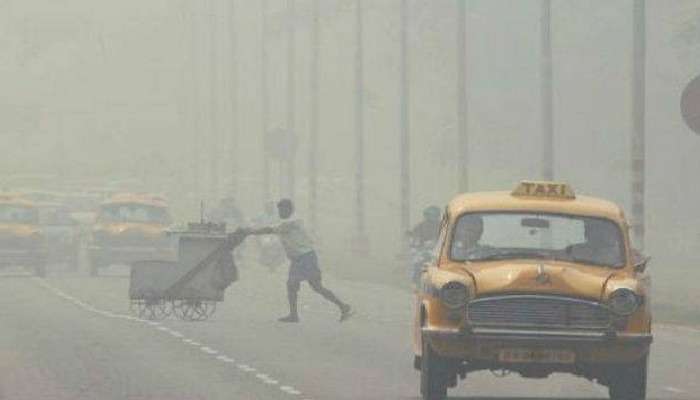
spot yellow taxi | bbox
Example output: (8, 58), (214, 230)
(414, 181), (652, 400)
(88, 193), (175, 276)
(0, 194), (46, 276)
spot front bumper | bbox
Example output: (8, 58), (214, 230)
(423, 327), (652, 364)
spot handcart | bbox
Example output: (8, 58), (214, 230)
(128, 222), (244, 321)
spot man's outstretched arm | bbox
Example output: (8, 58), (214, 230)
(238, 226), (275, 235)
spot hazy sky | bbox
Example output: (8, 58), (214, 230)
(1, 0), (699, 268)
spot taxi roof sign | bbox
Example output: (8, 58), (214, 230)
(512, 181), (576, 200)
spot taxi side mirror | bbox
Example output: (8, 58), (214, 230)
(633, 256), (651, 273)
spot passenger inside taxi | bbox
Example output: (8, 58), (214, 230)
(565, 219), (625, 267)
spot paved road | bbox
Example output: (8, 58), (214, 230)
(0, 264), (698, 400)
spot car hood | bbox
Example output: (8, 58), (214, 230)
(465, 260), (615, 301)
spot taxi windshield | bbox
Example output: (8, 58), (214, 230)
(0, 204), (39, 224)
(98, 203), (171, 224)
(451, 212), (626, 268)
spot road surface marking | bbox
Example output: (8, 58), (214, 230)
(34, 278), (311, 400)
(665, 386), (686, 394)
(280, 385), (302, 395)
(237, 364), (257, 372)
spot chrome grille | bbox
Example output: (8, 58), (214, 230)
(468, 295), (611, 330)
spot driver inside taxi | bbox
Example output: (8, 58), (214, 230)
(451, 214), (490, 260)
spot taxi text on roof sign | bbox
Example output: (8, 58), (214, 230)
(511, 181), (576, 200)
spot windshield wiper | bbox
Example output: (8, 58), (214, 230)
(467, 251), (552, 262)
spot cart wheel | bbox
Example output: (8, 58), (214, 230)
(172, 300), (216, 321)
(131, 299), (170, 320)
(191, 301), (216, 321)
(171, 299), (195, 321)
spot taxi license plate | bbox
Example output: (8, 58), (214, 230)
(498, 348), (575, 364)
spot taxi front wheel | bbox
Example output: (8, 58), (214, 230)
(608, 355), (648, 400)
(420, 334), (449, 400)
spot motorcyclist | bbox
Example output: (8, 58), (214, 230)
(407, 206), (442, 246)
(406, 206), (442, 284)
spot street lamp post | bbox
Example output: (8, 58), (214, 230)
(541, 0), (554, 181)
(631, 0), (646, 249)
(309, 0), (320, 232)
(208, 0), (220, 203)
(399, 0), (411, 245)
(286, 0), (297, 200)
(227, 0), (238, 196)
(457, 0), (468, 192)
(261, 0), (270, 202)
(354, 0), (368, 252)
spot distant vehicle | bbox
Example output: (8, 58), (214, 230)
(35, 202), (81, 269)
(414, 181), (652, 400)
(21, 189), (65, 204)
(61, 191), (105, 225)
(0, 194), (47, 276)
(88, 193), (176, 277)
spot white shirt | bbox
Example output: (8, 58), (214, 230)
(272, 219), (314, 259)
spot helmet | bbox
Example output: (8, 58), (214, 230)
(423, 206), (441, 222)
(277, 198), (294, 219)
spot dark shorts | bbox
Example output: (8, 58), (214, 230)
(288, 251), (322, 285)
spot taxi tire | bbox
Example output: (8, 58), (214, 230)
(420, 334), (448, 400)
(608, 355), (647, 400)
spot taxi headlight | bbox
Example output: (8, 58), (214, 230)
(439, 282), (470, 309)
(608, 289), (639, 316)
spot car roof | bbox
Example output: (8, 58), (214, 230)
(447, 191), (626, 223)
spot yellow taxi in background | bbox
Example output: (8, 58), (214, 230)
(88, 193), (175, 276)
(414, 181), (652, 400)
(0, 194), (46, 276)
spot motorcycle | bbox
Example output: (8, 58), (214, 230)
(407, 238), (437, 286)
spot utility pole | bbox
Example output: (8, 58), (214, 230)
(208, 0), (220, 203)
(631, 0), (646, 249)
(309, 0), (320, 232)
(190, 2), (202, 202)
(227, 0), (238, 196)
(261, 0), (271, 202)
(286, 0), (296, 200)
(457, 0), (468, 192)
(541, 0), (554, 181)
(354, 0), (368, 252)
(399, 0), (411, 244)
